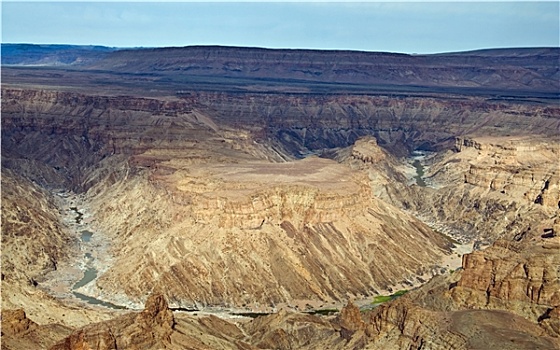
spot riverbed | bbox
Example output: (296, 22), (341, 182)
(410, 150), (432, 187)
(40, 191), (127, 310)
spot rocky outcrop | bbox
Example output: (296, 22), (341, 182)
(363, 239), (560, 349)
(450, 227), (560, 333)
(336, 301), (367, 340)
(457, 137), (560, 209)
(50, 293), (175, 350)
(1, 309), (38, 336)
(240, 302), (374, 350)
(0, 309), (73, 350)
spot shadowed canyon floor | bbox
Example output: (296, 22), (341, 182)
(1, 45), (559, 349)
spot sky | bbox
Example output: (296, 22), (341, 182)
(1, 1), (559, 54)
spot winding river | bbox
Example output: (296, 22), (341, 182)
(67, 203), (126, 309)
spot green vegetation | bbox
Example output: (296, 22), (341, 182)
(372, 290), (408, 304)
(372, 295), (393, 303)
(392, 290), (408, 297)
(306, 308), (339, 316)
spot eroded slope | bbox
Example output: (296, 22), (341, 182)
(2, 45), (559, 349)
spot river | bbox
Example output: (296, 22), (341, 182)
(410, 150), (430, 187)
(70, 210), (127, 309)
(42, 192), (128, 310)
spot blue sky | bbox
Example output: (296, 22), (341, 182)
(2, 1), (559, 54)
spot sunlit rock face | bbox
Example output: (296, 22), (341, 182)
(84, 155), (451, 309)
(415, 136), (559, 243)
(456, 137), (560, 209)
(1, 45), (559, 349)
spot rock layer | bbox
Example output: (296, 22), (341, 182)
(82, 155), (452, 309)
(49, 293), (175, 350)
(2, 45), (559, 349)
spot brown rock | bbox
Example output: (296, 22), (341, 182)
(336, 301), (365, 339)
(452, 236), (560, 318)
(1, 309), (37, 336)
(1, 309), (74, 350)
(49, 292), (175, 350)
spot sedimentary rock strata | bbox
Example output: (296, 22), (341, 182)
(1, 45), (559, 349)
(81, 155), (451, 309)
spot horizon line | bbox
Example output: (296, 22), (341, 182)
(3, 42), (559, 56)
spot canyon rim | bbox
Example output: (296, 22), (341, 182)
(1, 44), (559, 350)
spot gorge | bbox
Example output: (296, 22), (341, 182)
(1, 44), (559, 349)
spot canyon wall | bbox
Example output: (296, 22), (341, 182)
(189, 92), (560, 156)
(2, 86), (558, 310)
(80, 155), (452, 309)
(88, 46), (560, 93)
(2, 44), (559, 348)
(4, 88), (559, 163)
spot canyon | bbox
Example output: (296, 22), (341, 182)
(1, 44), (559, 349)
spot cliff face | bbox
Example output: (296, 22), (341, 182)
(452, 233), (560, 329)
(2, 45), (559, 349)
(1, 169), (73, 282)
(1, 88), (280, 189)
(429, 136), (558, 241)
(352, 224), (559, 349)
(87, 46), (560, 94)
(81, 155), (451, 309)
(190, 92), (560, 156)
(456, 137), (560, 210)
(4, 88), (558, 166)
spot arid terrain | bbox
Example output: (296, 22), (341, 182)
(1, 44), (559, 349)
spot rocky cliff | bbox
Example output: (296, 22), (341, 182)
(80, 154), (452, 309)
(49, 293), (175, 350)
(457, 137), (560, 209)
(339, 134), (559, 244)
(4, 87), (559, 163)
(355, 215), (560, 348)
(451, 229), (560, 331)
(1, 169), (73, 282)
(418, 136), (559, 242)
(190, 92), (560, 157)
(2, 45), (559, 349)
(87, 46), (560, 94)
